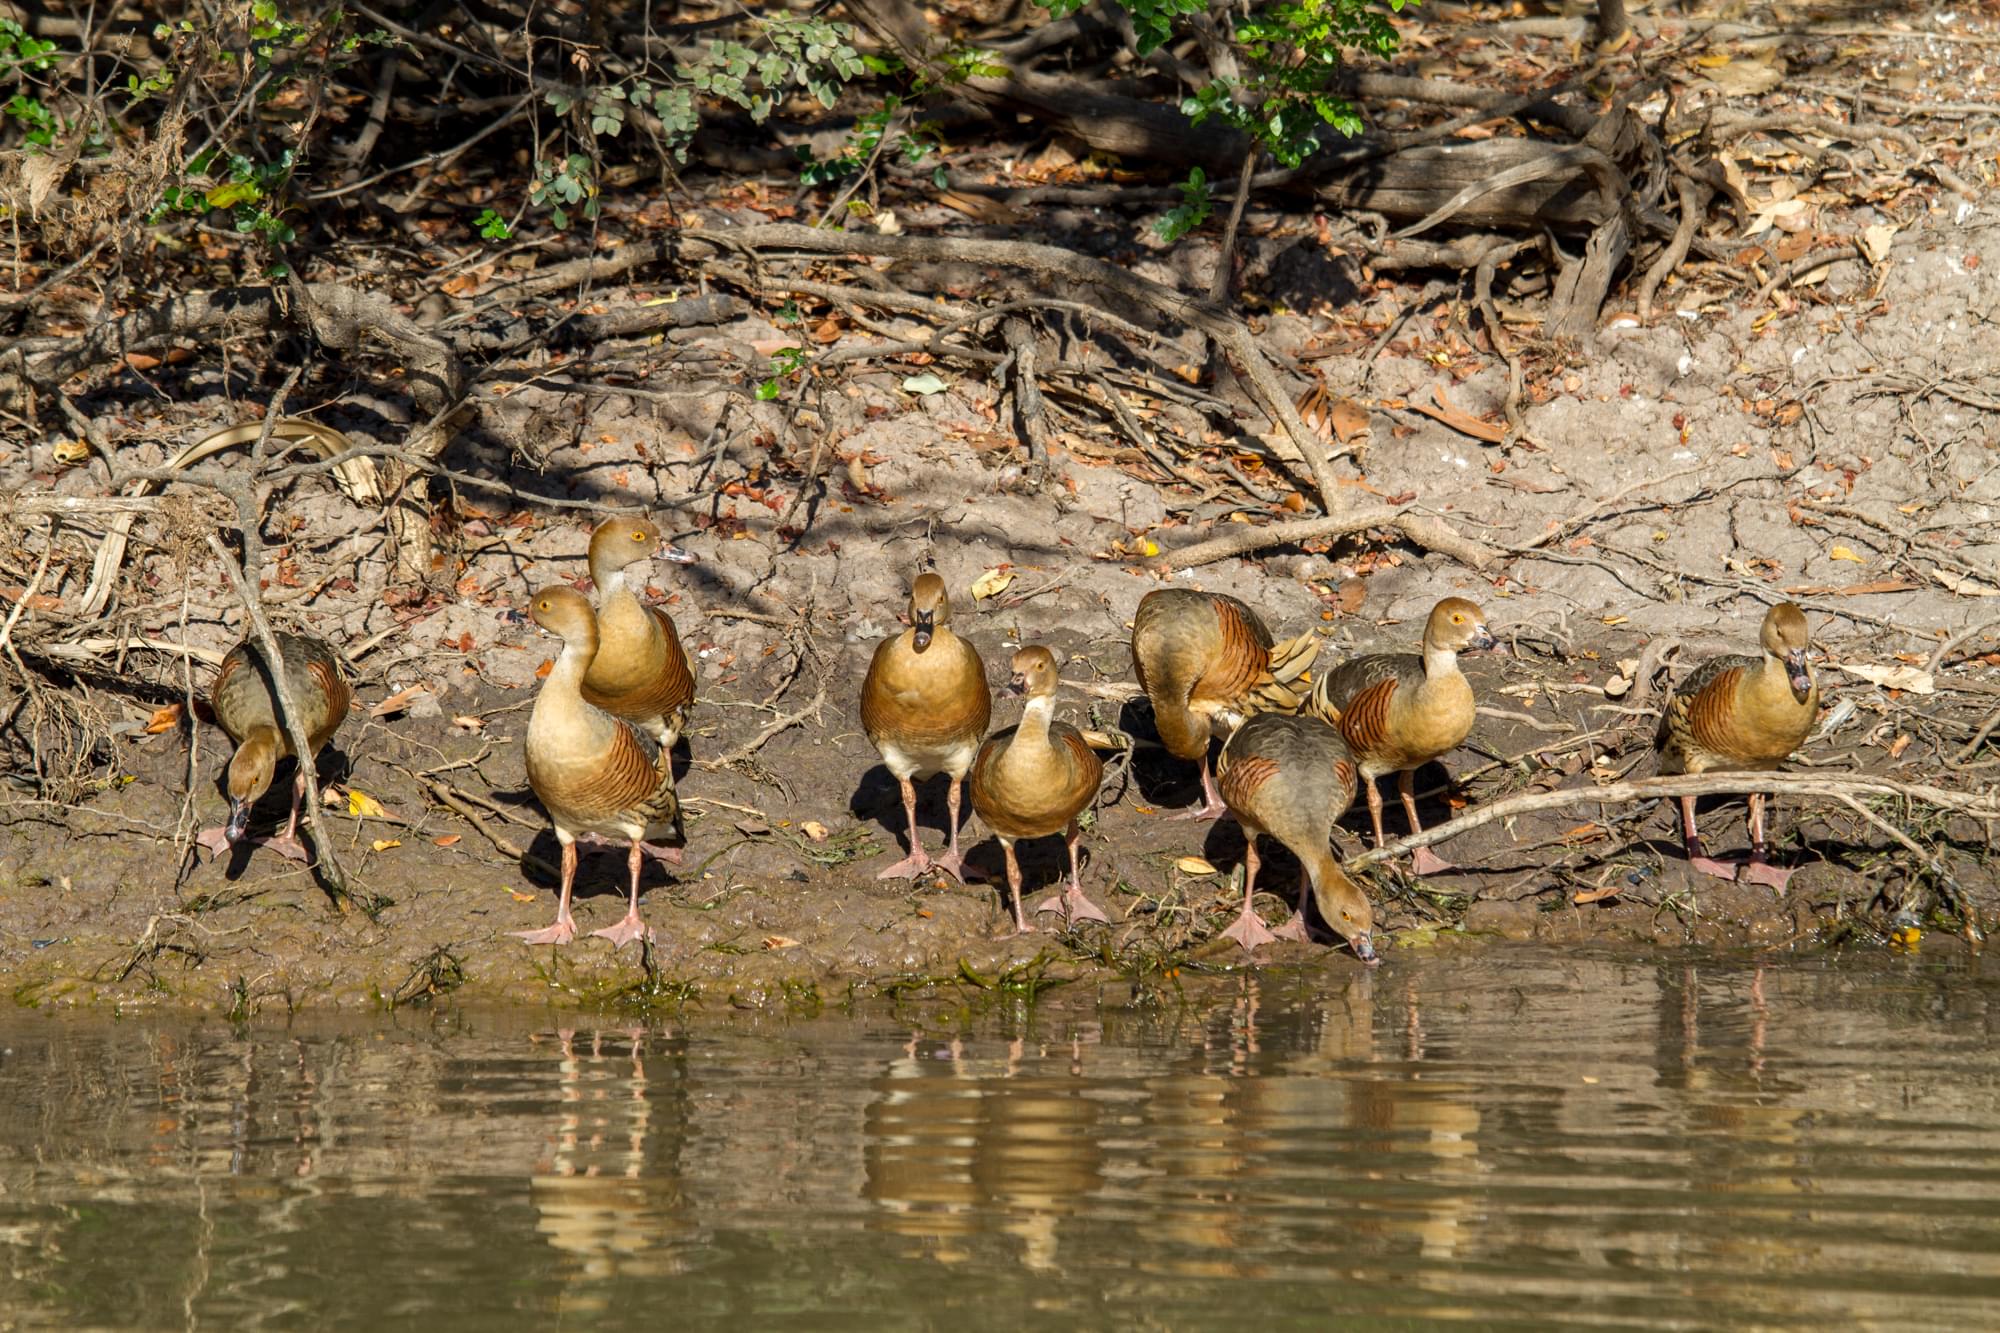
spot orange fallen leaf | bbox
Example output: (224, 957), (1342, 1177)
(534, 658), (554, 678)
(1571, 884), (1622, 905)
(937, 190), (1026, 224)
(370, 685), (430, 718)
(144, 703), (184, 734)
(433, 834), (462, 847)
(762, 935), (802, 950)
(0, 586), (61, 612)
(509, 889), (536, 903)
(1328, 396), (1371, 443)
(1887, 732), (1912, 760)
(1409, 384), (1507, 445)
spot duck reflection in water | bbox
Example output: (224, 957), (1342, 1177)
(864, 1031), (1106, 1271)
(529, 1027), (695, 1307)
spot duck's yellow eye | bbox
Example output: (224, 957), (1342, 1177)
(1452, 613), (1465, 624)
(632, 530), (648, 542)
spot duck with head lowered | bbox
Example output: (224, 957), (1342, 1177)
(860, 572), (991, 882)
(968, 646), (1105, 933)
(1308, 597), (1498, 875)
(196, 631), (351, 863)
(519, 584), (684, 949)
(1130, 588), (1319, 821)
(1655, 602), (1818, 889)
(1214, 711), (1378, 963)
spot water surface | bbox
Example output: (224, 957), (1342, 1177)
(3, 948), (1997, 1329)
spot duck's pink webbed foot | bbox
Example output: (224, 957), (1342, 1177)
(1741, 857), (1795, 890)
(1409, 845), (1454, 876)
(1219, 906), (1277, 952)
(1033, 886), (1109, 926)
(877, 848), (934, 881)
(591, 913), (654, 949)
(513, 918), (577, 946)
(1270, 913), (1312, 943)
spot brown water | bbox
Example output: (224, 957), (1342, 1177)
(2, 948), (1998, 1329)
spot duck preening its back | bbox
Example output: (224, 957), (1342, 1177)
(1131, 588), (1318, 821)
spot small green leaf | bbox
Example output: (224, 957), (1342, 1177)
(205, 181), (261, 209)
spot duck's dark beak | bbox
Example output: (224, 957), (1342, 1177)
(1000, 672), (1026, 699)
(1470, 624), (1500, 653)
(1785, 647), (1812, 697)
(658, 542), (696, 566)
(911, 611), (935, 653)
(224, 798), (252, 846)
(1352, 930), (1379, 966)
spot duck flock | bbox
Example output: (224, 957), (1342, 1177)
(196, 519), (1821, 965)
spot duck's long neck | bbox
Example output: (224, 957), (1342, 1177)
(1418, 643), (1462, 695)
(1016, 694), (1055, 750)
(593, 560), (642, 616)
(547, 630), (599, 696)
(227, 726), (282, 802)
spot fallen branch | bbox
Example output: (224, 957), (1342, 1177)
(1158, 505), (1502, 571)
(413, 773), (557, 878)
(1001, 316), (1054, 490)
(1347, 771), (1999, 904)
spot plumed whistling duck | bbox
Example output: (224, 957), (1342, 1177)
(1215, 711), (1377, 963)
(860, 572), (991, 881)
(1309, 597), (1496, 875)
(1655, 602), (1818, 889)
(521, 585), (684, 949)
(968, 646), (1105, 933)
(579, 517), (697, 748)
(196, 631), (350, 863)
(1130, 589), (1318, 821)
